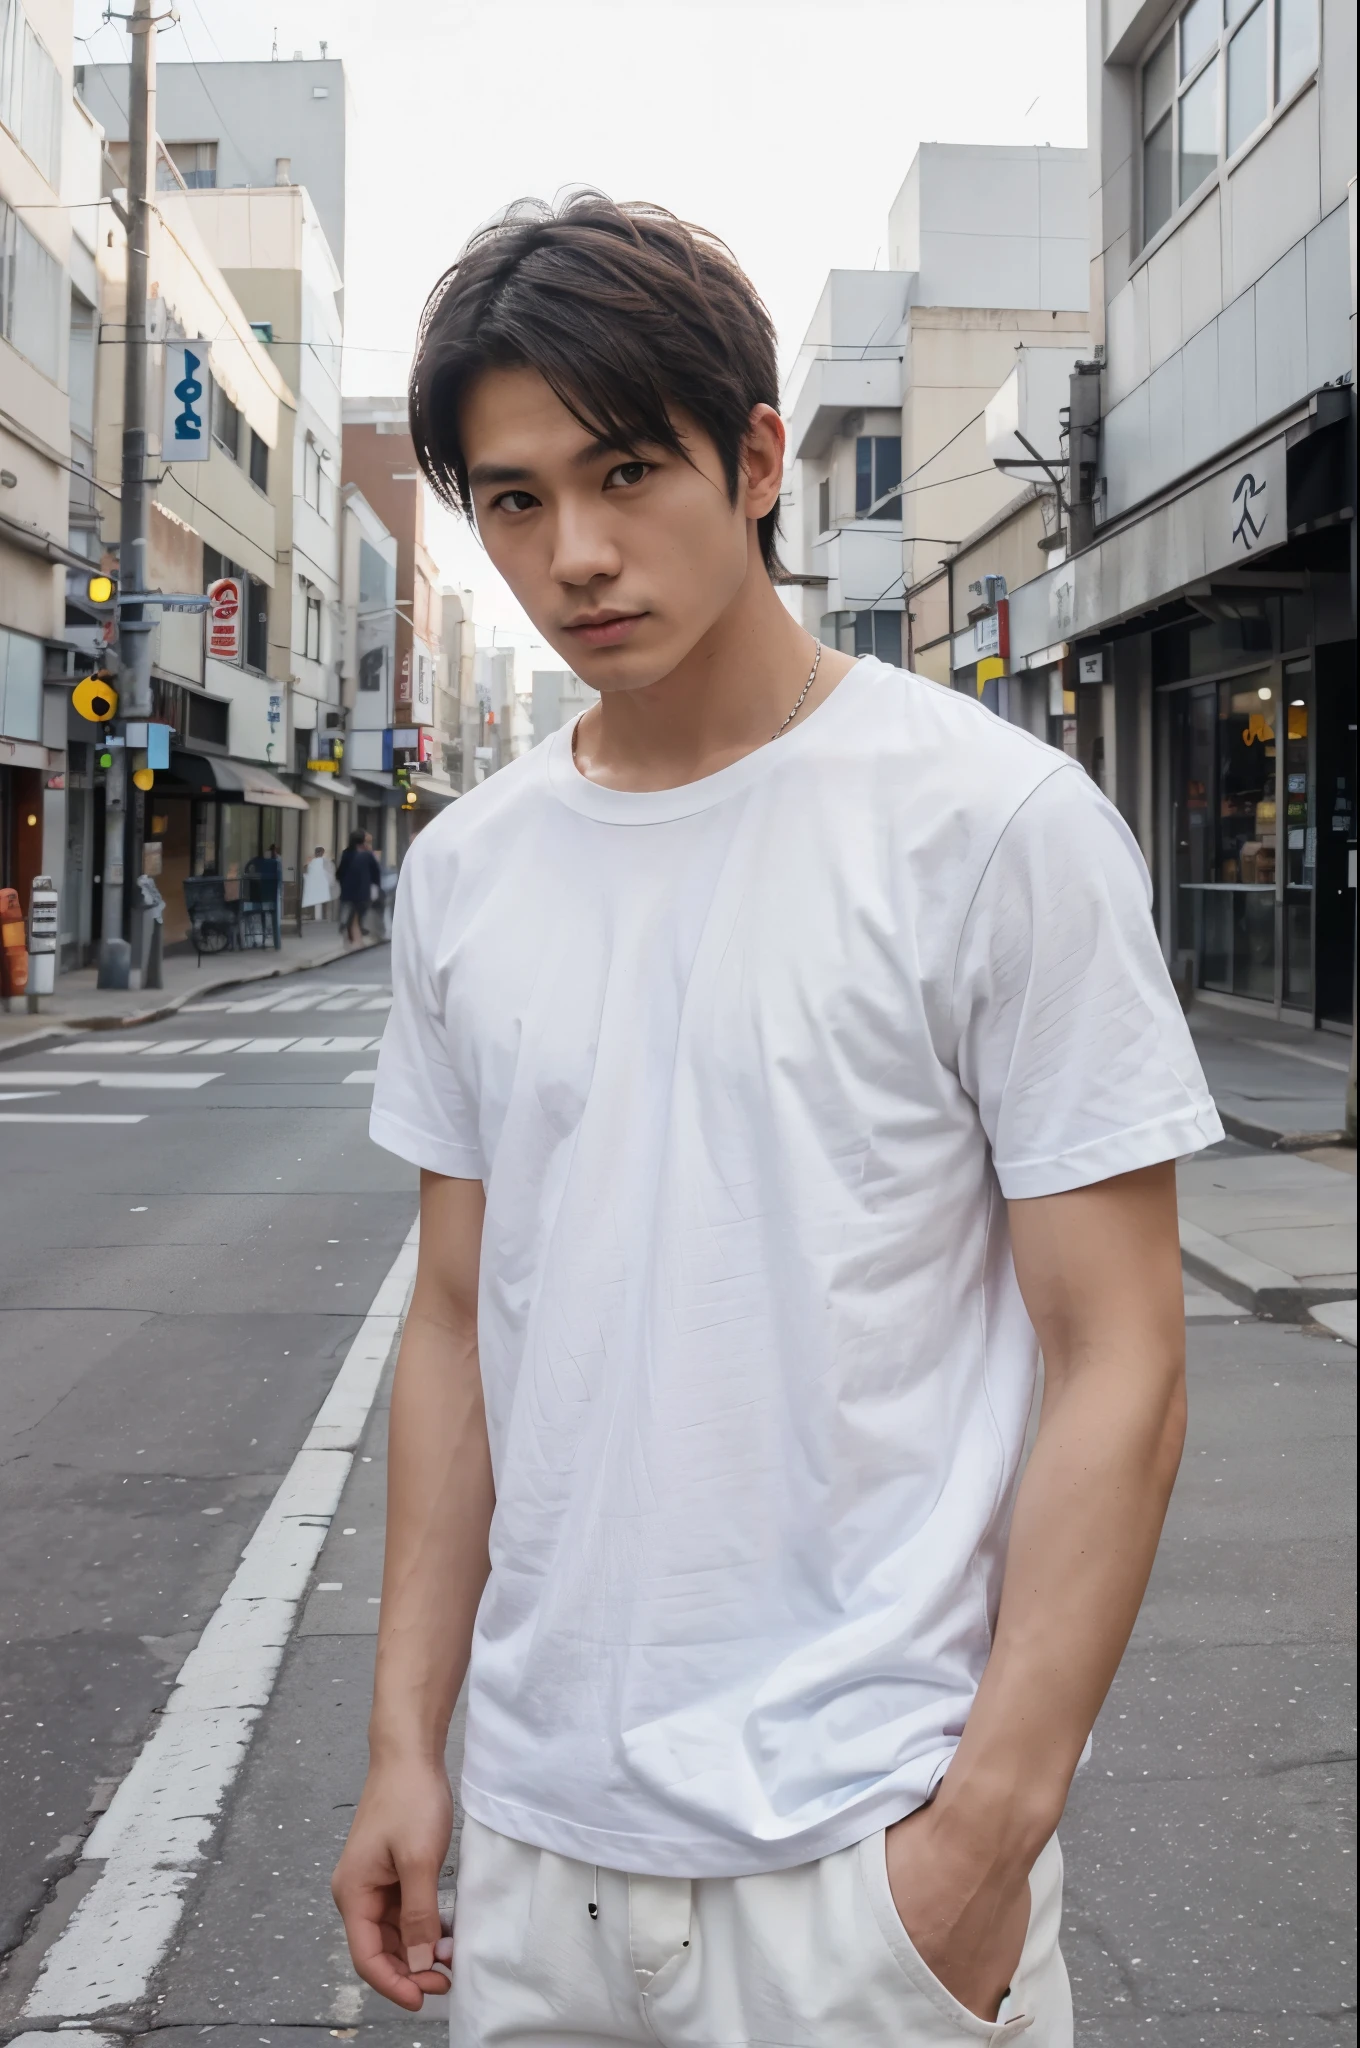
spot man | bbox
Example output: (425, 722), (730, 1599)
(333, 195), (1222, 2045)
(335, 829), (380, 948)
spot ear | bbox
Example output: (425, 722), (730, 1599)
(739, 404), (786, 522)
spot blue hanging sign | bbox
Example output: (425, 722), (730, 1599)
(163, 340), (211, 463)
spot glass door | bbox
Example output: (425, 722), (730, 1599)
(1170, 670), (1280, 1002)
(1281, 658), (1314, 1011)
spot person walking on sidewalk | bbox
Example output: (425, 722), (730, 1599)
(333, 194), (1224, 2047)
(301, 844), (336, 923)
(335, 829), (380, 947)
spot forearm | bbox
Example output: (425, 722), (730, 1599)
(369, 1293), (494, 1765)
(937, 1165), (1187, 1869)
(938, 1340), (1185, 1866)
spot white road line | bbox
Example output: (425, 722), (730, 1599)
(51, 1040), (157, 1056)
(343, 1070), (378, 1084)
(0, 1089), (58, 1101)
(280, 1035), (376, 1054)
(0, 1071), (222, 1090)
(0, 1113), (146, 1125)
(22, 1219), (420, 2021)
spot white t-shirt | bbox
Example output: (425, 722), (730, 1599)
(371, 658), (1221, 1877)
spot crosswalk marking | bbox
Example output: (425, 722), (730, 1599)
(343, 1071), (378, 1084)
(1, 1070), (222, 1090)
(0, 1112), (146, 1125)
(52, 1040), (156, 1056)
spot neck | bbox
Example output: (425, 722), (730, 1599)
(572, 554), (856, 792)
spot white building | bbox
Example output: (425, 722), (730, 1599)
(994, 0), (1354, 1031)
(779, 144), (1089, 664)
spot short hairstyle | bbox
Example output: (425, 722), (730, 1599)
(408, 193), (784, 575)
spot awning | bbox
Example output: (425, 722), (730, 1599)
(413, 778), (459, 810)
(171, 750), (309, 812)
(304, 771), (356, 799)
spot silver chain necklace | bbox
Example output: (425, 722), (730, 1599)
(772, 636), (823, 741)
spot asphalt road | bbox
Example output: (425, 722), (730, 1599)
(0, 947), (417, 1965)
(0, 981), (1354, 2044)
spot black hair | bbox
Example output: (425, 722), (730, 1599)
(408, 192), (784, 575)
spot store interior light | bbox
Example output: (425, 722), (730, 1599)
(1291, 697), (1306, 706)
(1257, 686), (1272, 700)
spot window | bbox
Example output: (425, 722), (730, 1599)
(0, 1), (61, 185)
(852, 610), (903, 665)
(301, 583), (322, 663)
(158, 141), (217, 190)
(817, 476), (831, 534)
(854, 437), (902, 522)
(1141, 0), (1318, 246)
(303, 435), (325, 513)
(245, 577), (268, 673)
(249, 428), (269, 493)
(0, 198), (62, 379)
(1276, 0), (1317, 97)
(212, 383), (241, 461)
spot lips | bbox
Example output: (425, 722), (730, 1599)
(566, 612), (646, 649)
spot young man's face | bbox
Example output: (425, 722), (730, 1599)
(461, 367), (780, 692)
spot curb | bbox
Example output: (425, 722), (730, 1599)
(1178, 1216), (1358, 1321)
(1217, 1110), (1351, 1153)
(0, 937), (389, 1061)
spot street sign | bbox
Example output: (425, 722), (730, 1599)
(1078, 652), (1104, 684)
(207, 577), (243, 663)
(163, 340), (211, 462)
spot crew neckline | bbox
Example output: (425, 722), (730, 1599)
(546, 657), (876, 825)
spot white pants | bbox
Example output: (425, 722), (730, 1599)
(449, 1814), (1073, 2047)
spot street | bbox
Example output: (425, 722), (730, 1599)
(0, 960), (1355, 2045)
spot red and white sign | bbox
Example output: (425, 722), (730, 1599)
(207, 577), (243, 663)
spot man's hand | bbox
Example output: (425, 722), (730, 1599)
(884, 1799), (1031, 2021)
(332, 1756), (455, 2011)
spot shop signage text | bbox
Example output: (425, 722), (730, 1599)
(207, 577), (243, 663)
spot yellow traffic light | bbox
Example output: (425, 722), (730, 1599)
(73, 674), (119, 722)
(87, 573), (116, 606)
(132, 767), (155, 791)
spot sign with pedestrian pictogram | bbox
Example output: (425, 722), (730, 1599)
(163, 340), (211, 462)
(207, 577), (243, 663)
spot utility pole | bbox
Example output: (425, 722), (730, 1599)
(98, 0), (157, 986)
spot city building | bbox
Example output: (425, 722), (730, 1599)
(342, 396), (445, 849)
(89, 181), (304, 949)
(972, 0), (1355, 1032)
(340, 482), (395, 854)
(530, 668), (592, 747)
(0, 0), (98, 932)
(437, 585), (477, 791)
(76, 51), (350, 299)
(778, 144), (1090, 664)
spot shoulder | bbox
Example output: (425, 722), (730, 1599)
(397, 744), (554, 893)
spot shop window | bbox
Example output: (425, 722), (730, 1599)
(854, 437), (901, 521)
(1139, 0), (1318, 248)
(1170, 673), (1280, 1002)
(249, 429), (269, 493)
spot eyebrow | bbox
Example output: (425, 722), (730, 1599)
(467, 435), (644, 490)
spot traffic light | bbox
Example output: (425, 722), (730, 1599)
(86, 572), (116, 606)
(73, 674), (119, 722)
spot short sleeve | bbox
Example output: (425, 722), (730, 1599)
(952, 765), (1223, 1199)
(369, 846), (483, 1179)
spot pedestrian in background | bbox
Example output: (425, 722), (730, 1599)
(333, 194), (1222, 2048)
(302, 845), (336, 922)
(335, 829), (380, 947)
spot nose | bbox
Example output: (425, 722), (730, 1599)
(550, 495), (621, 591)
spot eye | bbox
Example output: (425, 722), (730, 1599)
(491, 489), (538, 515)
(604, 460), (650, 490)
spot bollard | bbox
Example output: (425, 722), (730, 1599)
(26, 874), (60, 1012)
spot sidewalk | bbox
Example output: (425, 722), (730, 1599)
(0, 922), (387, 1047)
(1180, 999), (1355, 1331)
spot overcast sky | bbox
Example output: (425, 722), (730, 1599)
(76, 0), (1088, 659)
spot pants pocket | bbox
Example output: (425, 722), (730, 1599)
(856, 1829), (1040, 2042)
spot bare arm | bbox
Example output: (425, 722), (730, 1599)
(332, 1171), (494, 2011)
(887, 1160), (1187, 2016)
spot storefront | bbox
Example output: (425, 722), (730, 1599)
(1161, 603), (1354, 1023)
(152, 751), (308, 948)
